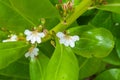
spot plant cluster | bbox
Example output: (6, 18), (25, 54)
(0, 0), (120, 80)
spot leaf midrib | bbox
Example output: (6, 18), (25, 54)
(55, 44), (63, 80)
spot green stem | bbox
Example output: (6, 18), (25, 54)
(42, 0), (93, 42)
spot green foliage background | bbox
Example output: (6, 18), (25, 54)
(0, 0), (120, 80)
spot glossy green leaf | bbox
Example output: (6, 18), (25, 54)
(94, 68), (120, 80)
(45, 39), (79, 80)
(30, 52), (49, 80)
(67, 25), (94, 36)
(103, 48), (120, 66)
(0, 61), (29, 79)
(97, 0), (120, 14)
(0, 0), (32, 32)
(45, 18), (60, 30)
(116, 39), (120, 59)
(0, 41), (29, 69)
(10, 0), (60, 24)
(90, 10), (120, 38)
(73, 28), (114, 58)
(78, 56), (105, 79)
(89, 10), (112, 29)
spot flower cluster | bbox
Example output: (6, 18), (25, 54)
(2, 28), (79, 59)
(24, 29), (45, 59)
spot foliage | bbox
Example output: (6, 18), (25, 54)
(0, 0), (120, 80)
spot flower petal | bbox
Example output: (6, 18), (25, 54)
(38, 33), (45, 38)
(25, 52), (30, 58)
(56, 32), (65, 38)
(36, 37), (41, 43)
(69, 40), (75, 48)
(11, 35), (17, 40)
(24, 30), (32, 35)
(72, 36), (80, 41)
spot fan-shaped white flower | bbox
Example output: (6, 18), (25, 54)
(25, 47), (39, 59)
(56, 32), (79, 48)
(24, 29), (45, 44)
(3, 35), (18, 42)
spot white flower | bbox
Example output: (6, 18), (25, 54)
(3, 35), (18, 42)
(25, 47), (39, 59)
(56, 32), (80, 48)
(24, 29), (45, 44)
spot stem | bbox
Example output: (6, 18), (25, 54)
(42, 0), (93, 42)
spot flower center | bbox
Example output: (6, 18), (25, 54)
(64, 35), (71, 40)
(32, 31), (38, 36)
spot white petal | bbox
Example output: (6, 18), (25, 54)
(64, 39), (70, 47)
(31, 36), (36, 44)
(11, 35), (17, 40)
(38, 33), (45, 38)
(26, 35), (32, 41)
(59, 39), (65, 44)
(69, 40), (75, 48)
(24, 30), (32, 35)
(56, 32), (65, 38)
(2, 40), (9, 42)
(25, 52), (30, 58)
(34, 48), (39, 52)
(30, 53), (35, 59)
(36, 37), (41, 43)
(72, 36), (80, 41)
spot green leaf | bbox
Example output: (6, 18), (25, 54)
(94, 68), (120, 80)
(0, 41), (29, 69)
(30, 52), (49, 80)
(0, 61), (29, 79)
(78, 56), (105, 79)
(10, 0), (60, 24)
(90, 10), (120, 38)
(45, 18), (60, 30)
(89, 10), (112, 29)
(116, 39), (120, 59)
(0, 0), (32, 32)
(0, 75), (28, 80)
(67, 25), (94, 36)
(73, 28), (114, 58)
(97, 0), (120, 14)
(45, 39), (79, 80)
(0, 30), (8, 42)
(103, 48), (120, 66)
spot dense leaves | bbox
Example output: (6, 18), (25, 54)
(0, 0), (120, 80)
